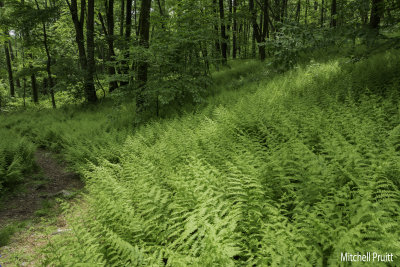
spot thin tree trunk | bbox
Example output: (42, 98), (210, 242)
(35, 0), (56, 108)
(66, 0), (97, 102)
(1, 0), (15, 97)
(9, 40), (21, 88)
(219, 0), (228, 64)
(330, 0), (337, 26)
(136, 0), (152, 111)
(321, 0), (325, 27)
(213, 0), (221, 63)
(232, 0), (237, 59)
(296, 0), (301, 23)
(100, 0), (118, 92)
(120, 0), (132, 86)
(4, 42), (15, 97)
(120, 0), (125, 36)
(86, 0), (97, 102)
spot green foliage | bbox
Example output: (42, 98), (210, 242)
(0, 222), (26, 247)
(0, 128), (36, 195)
(36, 49), (400, 265)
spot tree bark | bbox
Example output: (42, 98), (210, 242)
(249, 0), (267, 61)
(120, 0), (132, 86)
(136, 0), (152, 110)
(120, 0), (125, 36)
(8, 40), (21, 88)
(370, 0), (384, 29)
(213, 0), (221, 63)
(35, 0), (56, 108)
(321, 0), (325, 27)
(232, 0), (237, 59)
(86, 0), (97, 102)
(100, 0), (118, 92)
(66, 0), (97, 102)
(330, 0), (337, 27)
(4, 42), (15, 97)
(219, 0), (228, 64)
(296, 0), (301, 23)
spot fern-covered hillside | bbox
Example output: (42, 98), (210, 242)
(24, 50), (398, 266)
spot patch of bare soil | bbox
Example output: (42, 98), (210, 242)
(0, 150), (84, 227)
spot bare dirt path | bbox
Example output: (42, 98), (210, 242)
(0, 150), (83, 226)
(0, 150), (84, 266)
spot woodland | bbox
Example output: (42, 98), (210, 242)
(0, 0), (400, 265)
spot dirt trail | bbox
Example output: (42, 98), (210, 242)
(0, 150), (84, 226)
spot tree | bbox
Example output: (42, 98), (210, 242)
(370, 0), (384, 29)
(34, 0), (56, 108)
(1, 0), (15, 97)
(66, 0), (97, 103)
(136, 0), (151, 111)
(249, 0), (269, 61)
(99, 0), (119, 92)
(219, 0), (228, 64)
(232, 0), (237, 59)
(331, 0), (337, 27)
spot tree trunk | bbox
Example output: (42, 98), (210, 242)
(321, 0), (325, 27)
(8, 40), (21, 89)
(136, 0), (152, 111)
(120, 0), (125, 36)
(66, 0), (97, 102)
(232, 0), (237, 59)
(330, 0), (337, 27)
(249, 0), (267, 61)
(213, 0), (221, 63)
(4, 42), (15, 97)
(100, 0), (118, 92)
(296, 0), (301, 23)
(219, 0), (228, 64)
(120, 0), (132, 86)
(370, 0), (384, 29)
(1, 0), (15, 97)
(35, 0), (56, 108)
(86, 0), (97, 102)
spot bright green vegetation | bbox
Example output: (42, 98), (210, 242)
(0, 49), (387, 265)
(0, 130), (36, 196)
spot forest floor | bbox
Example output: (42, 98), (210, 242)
(0, 150), (83, 266)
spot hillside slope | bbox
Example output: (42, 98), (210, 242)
(38, 50), (400, 266)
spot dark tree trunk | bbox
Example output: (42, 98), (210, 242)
(120, 0), (125, 36)
(8, 40), (21, 89)
(86, 0), (97, 102)
(296, 0), (301, 23)
(249, 0), (267, 61)
(1, 0), (15, 97)
(330, 0), (337, 27)
(4, 42), (15, 97)
(66, 0), (97, 102)
(370, 0), (384, 29)
(219, 0), (228, 64)
(35, 0), (56, 108)
(100, 0), (118, 92)
(232, 0), (237, 59)
(136, 0), (152, 111)
(213, 0), (221, 62)
(321, 0), (325, 27)
(120, 0), (132, 86)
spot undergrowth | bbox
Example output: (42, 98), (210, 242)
(32, 49), (400, 266)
